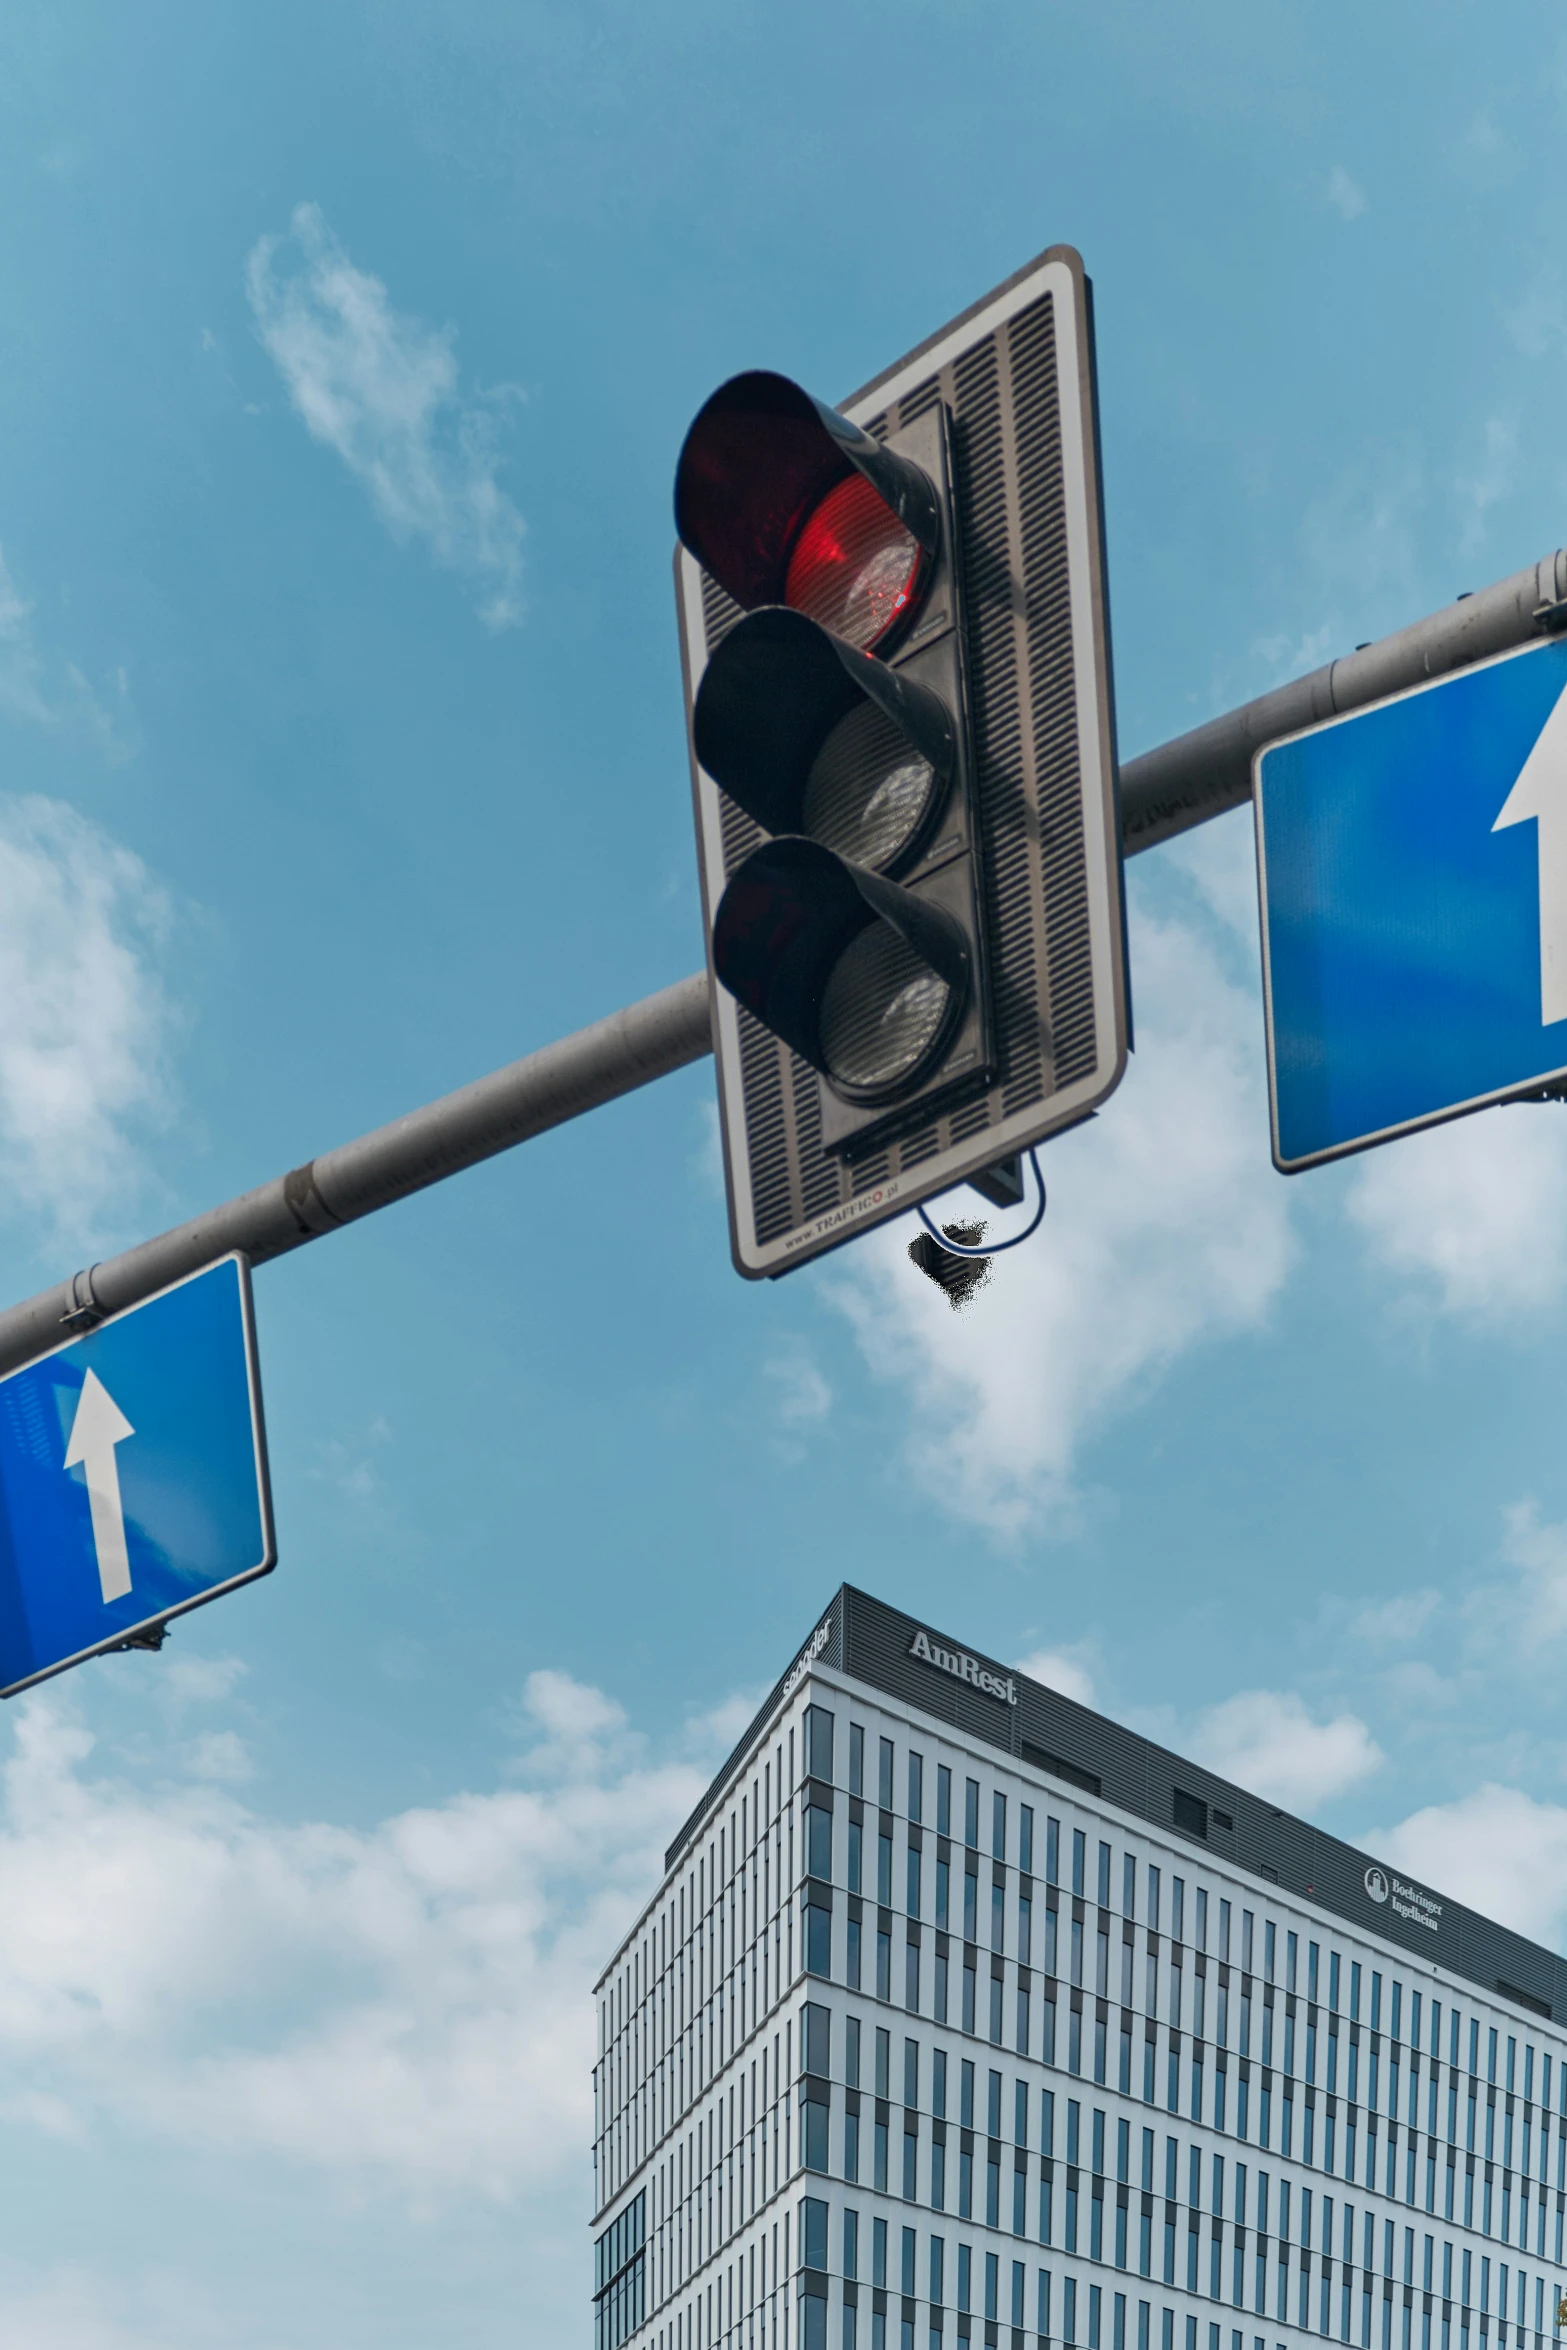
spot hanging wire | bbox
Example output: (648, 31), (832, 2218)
(916, 1148), (1047, 1258)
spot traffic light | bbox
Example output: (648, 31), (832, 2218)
(679, 376), (990, 1163)
(675, 246), (1128, 1278)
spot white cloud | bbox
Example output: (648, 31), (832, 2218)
(1378, 1658), (1457, 1712)
(246, 204), (525, 629)
(682, 1686), (767, 1761)
(519, 1664), (636, 1776)
(1458, 413), (1517, 549)
(309, 1421), (392, 1506)
(1016, 1648), (1096, 1707)
(1446, 1499), (1567, 1682)
(0, 546), (48, 725)
(1298, 445), (1425, 621)
(1490, 1498), (1567, 1644)
(0, 545), (132, 756)
(0, 1674), (702, 2203)
(1461, 111), (1507, 168)
(1189, 1689), (1383, 1808)
(767, 1343), (832, 1426)
(0, 797), (174, 1247)
(158, 1655), (247, 1710)
(0, 2273), (167, 2350)
(1376, 1782), (1567, 1944)
(0, 2261), (255, 2350)
(182, 1732), (253, 1785)
(0, 2271), (196, 2350)
(827, 899), (1295, 1538)
(1508, 267), (1567, 359)
(1350, 1589), (1440, 1644)
(1327, 165), (1367, 221)
(1250, 621), (1334, 688)
(1345, 1103), (1567, 1321)
(694, 1099), (726, 1199)
(1160, 802), (1260, 946)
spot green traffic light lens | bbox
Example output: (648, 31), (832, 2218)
(801, 702), (940, 875)
(818, 924), (954, 1097)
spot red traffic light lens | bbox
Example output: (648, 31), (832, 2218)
(784, 473), (927, 653)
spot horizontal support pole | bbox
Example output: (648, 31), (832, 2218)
(2, 546), (1563, 1377)
(1118, 548), (1567, 853)
(0, 973), (713, 1379)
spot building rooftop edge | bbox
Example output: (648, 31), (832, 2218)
(602, 1584), (1566, 2023)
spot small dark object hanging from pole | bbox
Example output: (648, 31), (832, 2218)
(908, 1222), (994, 1309)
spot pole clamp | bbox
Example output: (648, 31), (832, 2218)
(59, 1265), (106, 1334)
(105, 1622), (168, 1654)
(1534, 597), (1567, 635)
(283, 1160), (344, 1239)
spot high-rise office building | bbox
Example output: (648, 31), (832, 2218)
(592, 1587), (1567, 2350)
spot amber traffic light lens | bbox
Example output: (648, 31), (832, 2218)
(800, 702), (940, 874)
(817, 923), (954, 1095)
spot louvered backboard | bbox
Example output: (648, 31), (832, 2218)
(675, 245), (1129, 1278)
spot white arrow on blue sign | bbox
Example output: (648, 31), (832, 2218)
(0, 1254), (274, 1697)
(1256, 635), (1567, 1170)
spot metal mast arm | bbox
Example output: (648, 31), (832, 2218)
(0, 975), (711, 1378)
(0, 549), (1561, 1378)
(1118, 550), (1567, 853)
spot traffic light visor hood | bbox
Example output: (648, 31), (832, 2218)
(693, 607), (957, 875)
(713, 837), (970, 1103)
(675, 371), (941, 651)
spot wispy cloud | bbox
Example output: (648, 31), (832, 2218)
(1299, 445), (1425, 621)
(1376, 1782), (1567, 1944)
(1456, 414), (1517, 550)
(157, 1655), (247, 1711)
(693, 1100), (726, 1200)
(1346, 1103), (1567, 1322)
(0, 2267), (181, 2350)
(307, 1415), (395, 1512)
(1015, 1647), (1097, 1708)
(766, 1342), (832, 1427)
(0, 548), (46, 726)
(827, 885), (1294, 1540)
(0, 798), (175, 1249)
(1460, 111), (1507, 171)
(815, 782), (1567, 1537)
(0, 1672), (708, 2203)
(1327, 165), (1367, 222)
(1190, 1688), (1383, 1809)
(182, 1732), (254, 1786)
(1483, 1498), (1567, 1648)
(0, 545), (134, 758)
(1350, 1589), (1440, 1645)
(1251, 621), (1334, 687)
(1507, 267), (1567, 359)
(246, 203), (525, 630)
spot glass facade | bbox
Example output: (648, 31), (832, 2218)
(591, 1623), (1567, 2350)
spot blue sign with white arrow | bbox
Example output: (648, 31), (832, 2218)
(0, 1254), (274, 1697)
(1256, 635), (1567, 1170)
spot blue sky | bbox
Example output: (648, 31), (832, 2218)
(3, 5), (1567, 2343)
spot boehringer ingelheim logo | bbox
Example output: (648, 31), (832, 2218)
(1364, 1866), (1389, 1904)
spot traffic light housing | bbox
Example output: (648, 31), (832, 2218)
(681, 382), (990, 1161)
(675, 246), (1128, 1277)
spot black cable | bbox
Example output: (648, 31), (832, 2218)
(915, 1148), (1047, 1258)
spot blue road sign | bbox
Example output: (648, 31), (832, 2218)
(1256, 635), (1567, 1170)
(0, 1254), (274, 1697)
